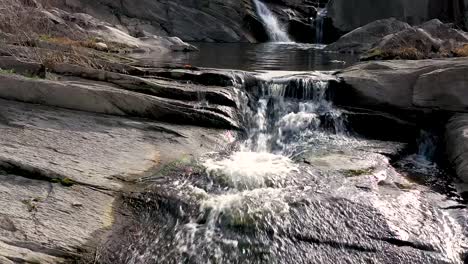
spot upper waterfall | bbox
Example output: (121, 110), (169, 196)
(253, 0), (292, 43)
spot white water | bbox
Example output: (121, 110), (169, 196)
(315, 7), (327, 44)
(118, 73), (468, 264)
(253, 0), (292, 43)
(203, 73), (345, 188)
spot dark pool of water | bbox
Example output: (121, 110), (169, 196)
(135, 42), (359, 71)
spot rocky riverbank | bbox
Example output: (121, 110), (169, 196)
(0, 49), (467, 262)
(0, 0), (467, 263)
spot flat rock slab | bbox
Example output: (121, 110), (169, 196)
(0, 72), (241, 129)
(0, 99), (232, 262)
(414, 66), (468, 112)
(335, 58), (468, 112)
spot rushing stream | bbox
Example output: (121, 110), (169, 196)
(101, 72), (468, 264)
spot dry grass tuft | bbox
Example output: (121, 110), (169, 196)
(363, 47), (426, 61)
(452, 44), (468, 57)
(39, 35), (103, 50)
(389, 47), (425, 60)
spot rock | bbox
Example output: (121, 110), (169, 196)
(0, 56), (46, 77)
(94, 42), (108, 51)
(45, 8), (196, 53)
(365, 27), (442, 60)
(47, 0), (259, 43)
(413, 64), (468, 111)
(333, 58), (468, 112)
(0, 98), (233, 261)
(325, 18), (411, 53)
(0, 70), (242, 129)
(343, 108), (420, 142)
(446, 114), (468, 183)
(98, 138), (468, 264)
(362, 19), (468, 60)
(328, 0), (468, 33)
(327, 18), (468, 58)
(138, 36), (198, 52)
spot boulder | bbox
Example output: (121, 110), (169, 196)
(328, 0), (468, 32)
(94, 42), (108, 51)
(446, 114), (468, 183)
(333, 58), (468, 112)
(362, 19), (468, 60)
(327, 18), (468, 59)
(325, 18), (411, 53)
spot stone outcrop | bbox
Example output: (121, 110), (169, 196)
(325, 18), (411, 54)
(446, 114), (468, 183)
(0, 98), (233, 262)
(0, 54), (243, 261)
(327, 19), (468, 59)
(328, 0), (468, 32)
(39, 0), (336, 43)
(333, 58), (468, 112)
(42, 0), (260, 43)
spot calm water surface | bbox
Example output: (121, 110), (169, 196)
(136, 42), (359, 71)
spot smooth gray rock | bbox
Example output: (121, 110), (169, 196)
(325, 18), (411, 53)
(0, 71), (241, 129)
(446, 114), (468, 183)
(328, 0), (468, 32)
(362, 19), (468, 59)
(413, 65), (468, 111)
(47, 0), (259, 43)
(328, 18), (468, 57)
(0, 98), (233, 262)
(334, 58), (468, 112)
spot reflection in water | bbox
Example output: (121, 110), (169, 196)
(134, 43), (358, 71)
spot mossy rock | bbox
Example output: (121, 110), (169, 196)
(343, 167), (375, 177)
(51, 177), (75, 187)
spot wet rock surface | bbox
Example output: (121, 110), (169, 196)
(94, 73), (467, 264)
(0, 54), (466, 263)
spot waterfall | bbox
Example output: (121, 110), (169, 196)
(241, 73), (346, 156)
(315, 7), (327, 44)
(253, 0), (292, 43)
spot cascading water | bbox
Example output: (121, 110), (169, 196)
(240, 73), (347, 156)
(315, 7), (327, 44)
(253, 0), (292, 43)
(102, 73), (468, 264)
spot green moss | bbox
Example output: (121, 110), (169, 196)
(38, 34), (52, 41)
(24, 73), (43, 79)
(0, 68), (44, 79)
(343, 167), (376, 177)
(0, 68), (16, 74)
(51, 177), (75, 187)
